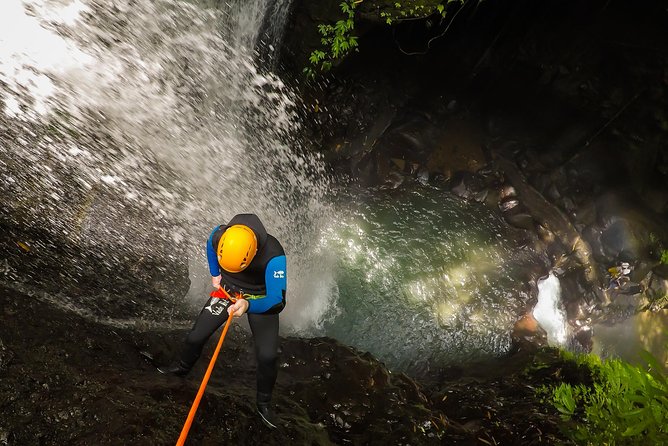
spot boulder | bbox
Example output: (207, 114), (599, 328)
(449, 171), (488, 202)
(504, 212), (536, 231)
(645, 268), (668, 311)
(600, 219), (642, 262)
(426, 118), (487, 177)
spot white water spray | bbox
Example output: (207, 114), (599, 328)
(0, 0), (334, 330)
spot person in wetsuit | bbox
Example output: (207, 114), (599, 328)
(158, 213), (286, 429)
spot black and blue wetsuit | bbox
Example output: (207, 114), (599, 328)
(206, 214), (286, 314)
(178, 214), (286, 400)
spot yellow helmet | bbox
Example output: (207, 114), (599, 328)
(217, 225), (258, 273)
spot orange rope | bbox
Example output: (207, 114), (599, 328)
(175, 297), (235, 446)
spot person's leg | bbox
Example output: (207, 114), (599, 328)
(159, 297), (230, 375)
(247, 312), (279, 427)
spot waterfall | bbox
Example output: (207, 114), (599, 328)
(533, 273), (568, 345)
(217, 0), (293, 65)
(0, 0), (333, 328)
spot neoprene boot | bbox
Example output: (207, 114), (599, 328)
(157, 361), (191, 377)
(256, 391), (278, 429)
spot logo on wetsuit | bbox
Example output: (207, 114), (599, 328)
(204, 297), (230, 316)
(273, 270), (284, 279)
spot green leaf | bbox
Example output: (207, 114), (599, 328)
(308, 51), (323, 64)
(640, 350), (668, 386)
(318, 24), (332, 36)
(622, 418), (652, 437)
(553, 384), (577, 415)
(661, 249), (668, 264)
(302, 67), (315, 79)
(620, 408), (648, 418)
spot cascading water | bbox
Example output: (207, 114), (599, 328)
(216, 0), (293, 65)
(0, 0), (331, 325)
(533, 273), (568, 346)
(1, 0), (548, 373)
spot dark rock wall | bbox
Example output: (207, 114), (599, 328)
(282, 0), (668, 195)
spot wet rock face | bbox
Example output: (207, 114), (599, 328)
(428, 346), (578, 446)
(0, 156), (192, 319)
(0, 219), (191, 321)
(0, 339), (12, 374)
(0, 284), (571, 445)
(0, 105), (193, 322)
(645, 267), (668, 311)
(285, 0), (668, 244)
(278, 338), (456, 444)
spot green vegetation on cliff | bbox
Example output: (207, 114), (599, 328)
(305, 0), (359, 77)
(544, 350), (668, 445)
(304, 0), (464, 77)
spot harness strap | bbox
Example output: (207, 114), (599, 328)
(210, 287), (243, 303)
